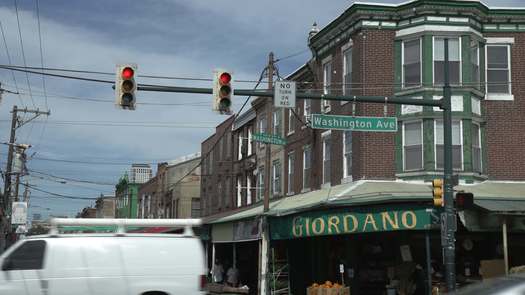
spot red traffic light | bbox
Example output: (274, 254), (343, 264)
(122, 67), (134, 79)
(219, 72), (231, 85)
(456, 192), (474, 210)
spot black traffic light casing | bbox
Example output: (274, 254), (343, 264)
(455, 192), (474, 211)
(213, 69), (233, 115)
(116, 64), (137, 110)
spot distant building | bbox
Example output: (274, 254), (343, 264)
(95, 194), (116, 218)
(77, 207), (97, 218)
(115, 173), (140, 219)
(32, 213), (42, 221)
(130, 164), (152, 184)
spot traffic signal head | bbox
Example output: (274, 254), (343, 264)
(213, 70), (233, 114)
(432, 179), (444, 207)
(456, 192), (474, 211)
(116, 64), (137, 110)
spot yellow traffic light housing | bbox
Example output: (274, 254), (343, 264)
(432, 179), (444, 207)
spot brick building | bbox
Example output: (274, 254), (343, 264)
(202, 1), (525, 294)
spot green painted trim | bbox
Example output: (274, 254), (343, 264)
(395, 123), (403, 174)
(462, 35), (471, 85)
(422, 35), (433, 88)
(394, 40), (402, 93)
(463, 118), (473, 172)
(423, 118), (435, 171)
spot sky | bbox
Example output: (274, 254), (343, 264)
(0, 0), (523, 219)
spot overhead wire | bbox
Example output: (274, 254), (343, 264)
(13, 0), (36, 108)
(28, 169), (115, 186)
(0, 20), (25, 107)
(21, 183), (99, 200)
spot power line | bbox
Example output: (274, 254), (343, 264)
(28, 169), (115, 186)
(21, 183), (100, 200)
(0, 20), (25, 107)
(275, 49), (309, 63)
(0, 119), (217, 128)
(13, 0), (36, 108)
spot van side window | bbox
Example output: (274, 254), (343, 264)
(3, 240), (46, 270)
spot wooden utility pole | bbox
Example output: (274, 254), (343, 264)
(264, 52), (274, 212)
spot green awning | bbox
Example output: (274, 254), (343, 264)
(474, 199), (525, 214)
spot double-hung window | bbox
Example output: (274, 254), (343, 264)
(257, 168), (264, 202)
(322, 60), (332, 112)
(486, 44), (512, 96)
(343, 46), (353, 97)
(435, 120), (463, 170)
(471, 41), (480, 89)
(343, 131), (352, 178)
(236, 177), (242, 207)
(246, 176), (252, 205)
(403, 39), (421, 88)
(322, 132), (331, 185)
(273, 110), (282, 137)
(403, 121), (423, 171)
(303, 145), (311, 190)
(288, 109), (295, 134)
(272, 160), (281, 196)
(288, 152), (295, 194)
(434, 37), (461, 86)
(237, 133), (243, 160)
(472, 123), (482, 173)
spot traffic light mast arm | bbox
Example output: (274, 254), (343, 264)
(138, 85), (443, 107)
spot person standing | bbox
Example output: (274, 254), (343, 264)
(226, 265), (240, 287)
(211, 259), (224, 284)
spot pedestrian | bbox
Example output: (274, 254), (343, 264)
(226, 265), (240, 287)
(211, 259), (224, 284)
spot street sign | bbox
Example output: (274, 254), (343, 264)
(311, 114), (398, 132)
(252, 133), (287, 146)
(274, 81), (296, 108)
(11, 202), (27, 225)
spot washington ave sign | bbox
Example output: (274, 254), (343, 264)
(311, 114), (397, 132)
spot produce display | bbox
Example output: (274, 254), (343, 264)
(307, 281), (350, 295)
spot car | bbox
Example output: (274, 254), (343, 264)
(454, 275), (525, 295)
(0, 218), (206, 295)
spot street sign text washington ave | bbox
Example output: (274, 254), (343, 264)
(311, 114), (398, 132)
(252, 133), (287, 145)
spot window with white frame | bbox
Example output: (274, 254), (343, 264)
(258, 115), (266, 149)
(273, 110), (282, 137)
(246, 176), (252, 205)
(238, 133), (243, 160)
(322, 60), (332, 112)
(272, 160), (281, 196)
(257, 167), (264, 202)
(471, 41), (480, 89)
(403, 39), (421, 88)
(236, 177), (242, 207)
(247, 127), (253, 156)
(343, 47), (353, 96)
(403, 121), (423, 171)
(288, 109), (295, 134)
(303, 145), (311, 189)
(304, 99), (311, 121)
(343, 130), (352, 178)
(435, 120), (463, 170)
(472, 123), (482, 173)
(322, 132), (331, 184)
(486, 44), (511, 95)
(434, 37), (461, 85)
(288, 152), (295, 194)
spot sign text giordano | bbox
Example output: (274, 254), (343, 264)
(292, 210), (419, 238)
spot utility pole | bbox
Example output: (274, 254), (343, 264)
(3, 105), (18, 208)
(264, 52), (274, 213)
(442, 38), (457, 291)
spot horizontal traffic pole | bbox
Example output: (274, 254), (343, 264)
(138, 85), (443, 108)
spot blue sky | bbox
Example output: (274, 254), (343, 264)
(0, 0), (523, 219)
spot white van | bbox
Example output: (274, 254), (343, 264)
(0, 218), (206, 295)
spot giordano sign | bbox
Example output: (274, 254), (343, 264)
(270, 205), (434, 240)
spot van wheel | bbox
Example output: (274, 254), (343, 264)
(141, 292), (168, 295)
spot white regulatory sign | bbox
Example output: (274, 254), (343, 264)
(11, 202), (27, 225)
(274, 81), (296, 108)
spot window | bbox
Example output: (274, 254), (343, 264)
(303, 145), (311, 190)
(238, 133), (243, 160)
(4, 240), (46, 270)
(343, 131), (352, 178)
(486, 45), (511, 94)
(257, 167), (264, 202)
(288, 109), (295, 134)
(272, 160), (281, 196)
(435, 120), (463, 170)
(217, 181), (223, 209)
(236, 177), (242, 207)
(434, 37), (460, 85)
(322, 60), (332, 112)
(225, 177), (231, 208)
(403, 39), (421, 88)
(273, 110), (282, 136)
(343, 47), (353, 96)
(303, 99), (311, 121)
(403, 121), (423, 171)
(288, 152), (295, 194)
(247, 127), (253, 156)
(191, 198), (200, 218)
(471, 42), (480, 89)
(322, 132), (331, 184)
(246, 176), (252, 205)
(258, 115), (267, 149)
(472, 123), (482, 173)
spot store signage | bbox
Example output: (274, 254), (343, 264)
(311, 114), (397, 132)
(270, 206), (433, 240)
(252, 133), (287, 146)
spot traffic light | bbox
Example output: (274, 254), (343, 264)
(116, 64), (137, 110)
(456, 192), (474, 211)
(213, 70), (233, 114)
(432, 179), (444, 207)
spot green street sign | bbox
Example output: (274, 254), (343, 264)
(311, 114), (398, 132)
(252, 133), (287, 145)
